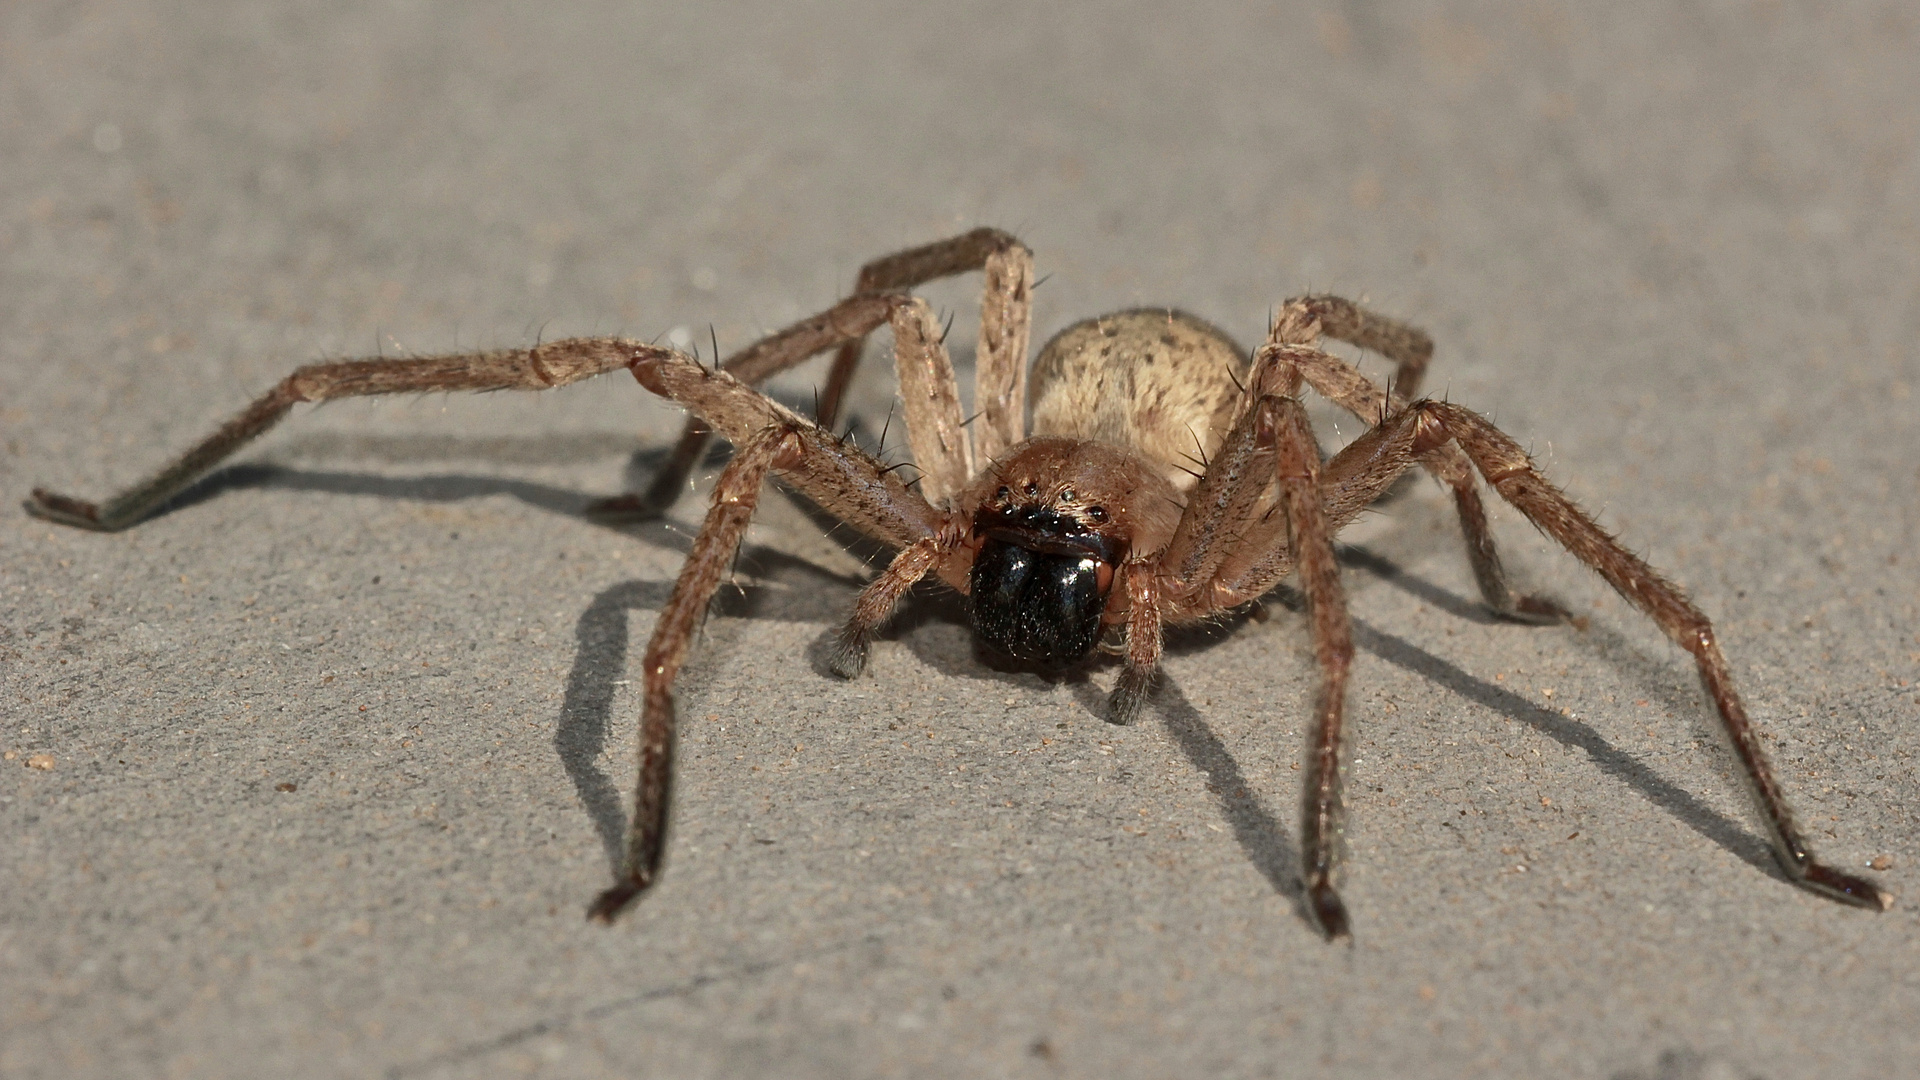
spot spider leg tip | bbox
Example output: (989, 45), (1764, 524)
(1307, 881), (1352, 941)
(25, 489), (114, 530)
(586, 879), (651, 923)
(1801, 861), (1895, 912)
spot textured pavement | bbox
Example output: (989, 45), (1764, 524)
(4, 3), (1918, 1077)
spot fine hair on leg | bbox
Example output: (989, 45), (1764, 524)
(589, 428), (791, 921)
(28, 339), (667, 532)
(1262, 396), (1357, 940)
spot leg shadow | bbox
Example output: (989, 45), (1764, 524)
(1328, 544), (1773, 873)
(160, 462), (611, 521)
(554, 580), (674, 871)
(104, 436), (695, 529)
(1153, 677), (1306, 912)
(1337, 543), (1507, 624)
(1121, 544), (1775, 928)
(555, 561), (870, 873)
(1348, 619), (1776, 875)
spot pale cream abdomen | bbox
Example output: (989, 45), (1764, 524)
(1028, 309), (1249, 493)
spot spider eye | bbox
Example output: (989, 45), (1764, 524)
(1059, 487), (1076, 503)
(995, 486), (1010, 503)
(1086, 506), (1108, 523)
(1023, 482), (1038, 497)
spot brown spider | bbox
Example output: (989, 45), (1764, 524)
(26, 228), (1890, 939)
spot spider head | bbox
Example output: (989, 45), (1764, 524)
(958, 438), (1181, 668)
(968, 501), (1119, 667)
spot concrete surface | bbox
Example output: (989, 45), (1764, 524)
(4, 2), (1917, 1077)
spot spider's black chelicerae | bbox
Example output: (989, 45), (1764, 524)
(27, 228), (1891, 938)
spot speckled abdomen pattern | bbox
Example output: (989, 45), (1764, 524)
(1028, 309), (1249, 493)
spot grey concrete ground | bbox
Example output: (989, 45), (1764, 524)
(4, 2), (1918, 1077)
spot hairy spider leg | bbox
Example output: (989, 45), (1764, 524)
(1270, 293), (1435, 402)
(1264, 395), (1359, 941)
(825, 536), (947, 679)
(25, 339), (666, 532)
(587, 350), (951, 921)
(597, 292), (896, 516)
(1245, 324), (1571, 624)
(820, 227), (1033, 466)
(1222, 392), (1891, 920)
(629, 229), (1033, 517)
(589, 428), (788, 921)
(1413, 400), (1890, 911)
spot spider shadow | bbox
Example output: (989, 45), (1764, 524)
(554, 561), (870, 874)
(138, 459), (621, 524)
(556, 578), (674, 871)
(782, 525), (1778, 910)
(825, 590), (1311, 918)
(1057, 545), (1777, 922)
(1330, 546), (1778, 879)
(1144, 676), (1308, 911)
(144, 445), (883, 877)
(154, 426), (887, 545)
(163, 447), (1777, 895)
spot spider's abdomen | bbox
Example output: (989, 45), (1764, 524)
(1028, 309), (1248, 494)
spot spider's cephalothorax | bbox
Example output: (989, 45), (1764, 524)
(961, 307), (1247, 667)
(955, 435), (1180, 669)
(27, 227), (1890, 940)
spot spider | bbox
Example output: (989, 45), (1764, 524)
(27, 228), (1890, 939)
